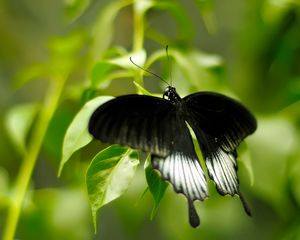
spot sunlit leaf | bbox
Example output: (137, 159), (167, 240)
(91, 0), (133, 59)
(4, 103), (39, 155)
(48, 32), (85, 57)
(171, 49), (223, 91)
(108, 50), (146, 69)
(90, 50), (146, 89)
(86, 145), (139, 230)
(48, 32), (86, 74)
(262, 0), (300, 24)
(58, 96), (113, 176)
(133, 81), (152, 95)
(144, 156), (168, 219)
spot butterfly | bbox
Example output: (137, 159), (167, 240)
(88, 81), (256, 228)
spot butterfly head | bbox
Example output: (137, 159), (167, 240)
(163, 86), (181, 104)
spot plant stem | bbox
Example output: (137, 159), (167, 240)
(132, 0), (147, 90)
(2, 76), (66, 240)
(133, 1), (145, 52)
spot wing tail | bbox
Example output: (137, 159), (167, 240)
(188, 199), (200, 228)
(203, 141), (252, 216)
(151, 152), (207, 228)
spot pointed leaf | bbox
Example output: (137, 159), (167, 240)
(90, 50), (146, 88)
(91, 0), (133, 58)
(238, 143), (255, 186)
(86, 145), (139, 231)
(133, 81), (152, 96)
(64, 0), (91, 23)
(14, 64), (48, 89)
(91, 62), (115, 88)
(58, 96), (113, 176)
(4, 103), (39, 155)
(108, 50), (146, 69)
(145, 156), (168, 219)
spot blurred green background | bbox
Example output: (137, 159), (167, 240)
(1, 0), (300, 239)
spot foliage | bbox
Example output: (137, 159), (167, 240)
(0, 0), (300, 239)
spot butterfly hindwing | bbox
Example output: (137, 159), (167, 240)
(183, 92), (256, 215)
(197, 133), (239, 196)
(89, 95), (177, 157)
(199, 135), (252, 215)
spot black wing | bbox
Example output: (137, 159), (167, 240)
(89, 94), (208, 227)
(183, 92), (257, 152)
(88, 95), (177, 157)
(183, 92), (256, 215)
(151, 112), (208, 228)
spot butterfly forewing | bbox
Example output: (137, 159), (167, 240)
(89, 95), (176, 157)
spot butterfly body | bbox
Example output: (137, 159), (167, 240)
(88, 86), (257, 227)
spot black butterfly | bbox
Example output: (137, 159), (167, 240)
(88, 85), (257, 228)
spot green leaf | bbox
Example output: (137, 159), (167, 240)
(145, 48), (166, 68)
(262, 0), (300, 24)
(133, 81), (152, 96)
(58, 96), (114, 176)
(238, 143), (255, 186)
(147, 48), (223, 95)
(144, 156), (168, 219)
(14, 64), (48, 89)
(4, 102), (39, 155)
(108, 49), (146, 69)
(91, 0), (133, 59)
(64, 0), (91, 23)
(86, 145), (139, 231)
(91, 62), (115, 88)
(91, 50), (146, 88)
(171, 49), (223, 92)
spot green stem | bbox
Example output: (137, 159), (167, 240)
(132, 1), (147, 90)
(3, 76), (66, 240)
(133, 1), (145, 52)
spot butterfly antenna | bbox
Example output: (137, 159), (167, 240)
(130, 57), (169, 86)
(166, 45), (173, 86)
